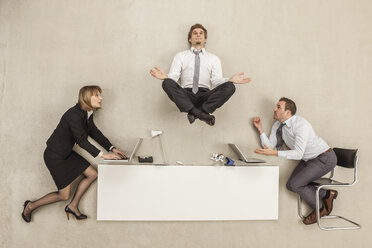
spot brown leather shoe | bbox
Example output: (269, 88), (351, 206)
(323, 190), (338, 215)
(303, 207), (328, 225)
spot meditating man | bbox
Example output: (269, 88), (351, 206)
(150, 23), (251, 126)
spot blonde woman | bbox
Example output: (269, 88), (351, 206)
(22, 85), (126, 222)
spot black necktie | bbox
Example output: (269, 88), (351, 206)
(276, 123), (286, 150)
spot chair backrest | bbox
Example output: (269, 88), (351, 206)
(333, 147), (358, 168)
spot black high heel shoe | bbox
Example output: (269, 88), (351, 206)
(65, 205), (87, 220)
(22, 200), (32, 223)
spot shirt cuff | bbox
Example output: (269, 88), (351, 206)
(259, 132), (270, 146)
(212, 78), (228, 87)
(109, 146), (115, 151)
(98, 151), (104, 158)
(259, 132), (267, 139)
(167, 74), (178, 82)
(277, 151), (287, 159)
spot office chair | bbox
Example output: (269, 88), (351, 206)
(297, 147), (361, 230)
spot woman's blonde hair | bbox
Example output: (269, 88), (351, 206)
(78, 85), (102, 111)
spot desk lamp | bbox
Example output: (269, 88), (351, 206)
(151, 130), (168, 164)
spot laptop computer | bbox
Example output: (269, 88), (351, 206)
(228, 143), (266, 163)
(104, 138), (143, 163)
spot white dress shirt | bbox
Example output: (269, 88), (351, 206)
(167, 47), (228, 89)
(259, 115), (330, 161)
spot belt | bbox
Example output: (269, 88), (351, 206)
(319, 148), (332, 156)
(185, 87), (210, 91)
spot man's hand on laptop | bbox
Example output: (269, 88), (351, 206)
(102, 153), (122, 160)
(112, 148), (128, 159)
(254, 145), (278, 156)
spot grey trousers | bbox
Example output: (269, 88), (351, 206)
(286, 150), (337, 210)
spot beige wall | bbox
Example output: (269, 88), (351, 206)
(1, 0), (372, 247)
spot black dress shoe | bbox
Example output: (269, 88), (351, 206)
(189, 108), (215, 126)
(187, 113), (196, 124)
(206, 115), (215, 126)
(22, 200), (32, 223)
(65, 205), (87, 220)
(199, 113), (215, 126)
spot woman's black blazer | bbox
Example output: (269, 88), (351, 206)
(46, 103), (112, 158)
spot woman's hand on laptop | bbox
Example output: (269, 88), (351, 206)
(112, 148), (128, 159)
(102, 153), (122, 160)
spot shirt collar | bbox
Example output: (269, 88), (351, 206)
(190, 47), (206, 54)
(87, 110), (93, 119)
(75, 103), (93, 119)
(283, 115), (296, 127)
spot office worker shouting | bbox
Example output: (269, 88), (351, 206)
(253, 97), (338, 225)
(150, 23), (251, 126)
(22, 85), (126, 222)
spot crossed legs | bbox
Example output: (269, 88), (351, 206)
(286, 160), (328, 210)
(286, 151), (337, 224)
(162, 78), (235, 125)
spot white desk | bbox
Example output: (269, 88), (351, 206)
(97, 164), (279, 221)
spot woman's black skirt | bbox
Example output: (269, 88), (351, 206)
(44, 147), (90, 190)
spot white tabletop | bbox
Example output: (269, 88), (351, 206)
(97, 164), (279, 221)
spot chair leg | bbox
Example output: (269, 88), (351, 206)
(315, 186), (322, 228)
(320, 215), (361, 230)
(297, 196), (305, 219)
(298, 186), (361, 230)
(298, 190), (324, 225)
(316, 186), (361, 231)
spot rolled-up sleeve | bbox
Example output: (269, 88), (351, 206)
(277, 125), (309, 160)
(259, 122), (280, 148)
(210, 56), (228, 88)
(260, 132), (275, 148)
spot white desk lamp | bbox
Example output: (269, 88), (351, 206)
(151, 130), (168, 164)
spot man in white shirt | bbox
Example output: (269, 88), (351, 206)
(150, 24), (251, 126)
(253, 97), (338, 225)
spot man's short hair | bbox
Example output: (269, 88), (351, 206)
(279, 97), (297, 115)
(188, 24), (208, 44)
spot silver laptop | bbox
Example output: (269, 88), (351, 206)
(104, 138), (143, 163)
(228, 143), (266, 163)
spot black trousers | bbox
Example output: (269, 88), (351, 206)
(162, 78), (236, 113)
